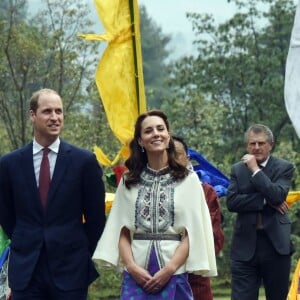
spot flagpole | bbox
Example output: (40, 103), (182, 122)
(129, 0), (141, 113)
(129, 0), (146, 114)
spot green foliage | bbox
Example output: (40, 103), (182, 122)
(88, 264), (122, 299)
(166, 0), (298, 167)
(163, 0), (300, 284)
(161, 83), (230, 174)
(0, 0), (102, 152)
(273, 141), (300, 189)
(140, 5), (172, 109)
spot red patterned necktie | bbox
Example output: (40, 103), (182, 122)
(39, 148), (51, 208)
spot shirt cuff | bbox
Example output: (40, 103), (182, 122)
(252, 169), (261, 177)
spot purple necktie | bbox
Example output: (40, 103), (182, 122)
(39, 148), (51, 208)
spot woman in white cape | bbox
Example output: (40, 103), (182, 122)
(94, 110), (217, 299)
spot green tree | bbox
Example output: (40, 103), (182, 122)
(184, 0), (298, 163)
(164, 0), (300, 176)
(161, 79), (229, 169)
(164, 0), (300, 279)
(0, 0), (35, 150)
(140, 5), (171, 109)
(0, 0), (105, 153)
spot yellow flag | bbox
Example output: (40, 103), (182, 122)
(288, 259), (300, 300)
(79, 0), (146, 166)
(286, 191), (300, 207)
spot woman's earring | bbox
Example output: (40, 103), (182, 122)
(141, 146), (145, 152)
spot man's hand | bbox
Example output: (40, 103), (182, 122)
(241, 154), (260, 173)
(6, 289), (12, 300)
(268, 201), (289, 215)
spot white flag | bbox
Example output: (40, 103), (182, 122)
(285, 0), (300, 138)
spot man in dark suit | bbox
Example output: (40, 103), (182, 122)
(0, 88), (106, 300)
(226, 124), (294, 300)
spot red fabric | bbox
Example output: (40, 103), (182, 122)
(188, 274), (212, 300)
(188, 183), (224, 300)
(113, 165), (127, 185)
(202, 182), (224, 254)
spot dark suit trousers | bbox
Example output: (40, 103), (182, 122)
(231, 230), (291, 300)
(11, 246), (88, 300)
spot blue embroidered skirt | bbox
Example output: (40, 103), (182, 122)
(120, 246), (193, 299)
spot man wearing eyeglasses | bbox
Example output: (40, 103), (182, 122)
(227, 124), (294, 300)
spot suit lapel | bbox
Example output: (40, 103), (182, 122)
(20, 143), (39, 196)
(47, 141), (72, 202)
(19, 143), (47, 213)
(262, 156), (274, 177)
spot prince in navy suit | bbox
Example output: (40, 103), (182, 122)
(227, 124), (294, 300)
(0, 89), (106, 300)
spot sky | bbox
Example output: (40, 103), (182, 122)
(138, 0), (238, 59)
(28, 0), (298, 59)
(67, 0), (238, 60)
(86, 0), (238, 59)
(138, 0), (298, 59)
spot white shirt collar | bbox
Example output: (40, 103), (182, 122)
(33, 137), (60, 155)
(260, 156), (270, 168)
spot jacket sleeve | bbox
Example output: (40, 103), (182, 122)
(82, 153), (106, 255)
(0, 156), (15, 238)
(226, 163), (265, 213)
(250, 161), (294, 206)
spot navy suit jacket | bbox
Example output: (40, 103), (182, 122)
(0, 141), (106, 291)
(226, 156), (294, 261)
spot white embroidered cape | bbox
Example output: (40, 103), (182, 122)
(93, 168), (217, 277)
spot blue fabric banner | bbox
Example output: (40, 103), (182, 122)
(188, 148), (229, 197)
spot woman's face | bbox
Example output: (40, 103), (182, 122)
(138, 116), (170, 154)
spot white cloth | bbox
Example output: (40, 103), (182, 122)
(285, 0), (300, 138)
(93, 169), (217, 277)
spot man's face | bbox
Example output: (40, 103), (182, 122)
(246, 131), (273, 164)
(30, 92), (64, 145)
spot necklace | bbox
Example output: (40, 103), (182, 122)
(146, 163), (169, 172)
